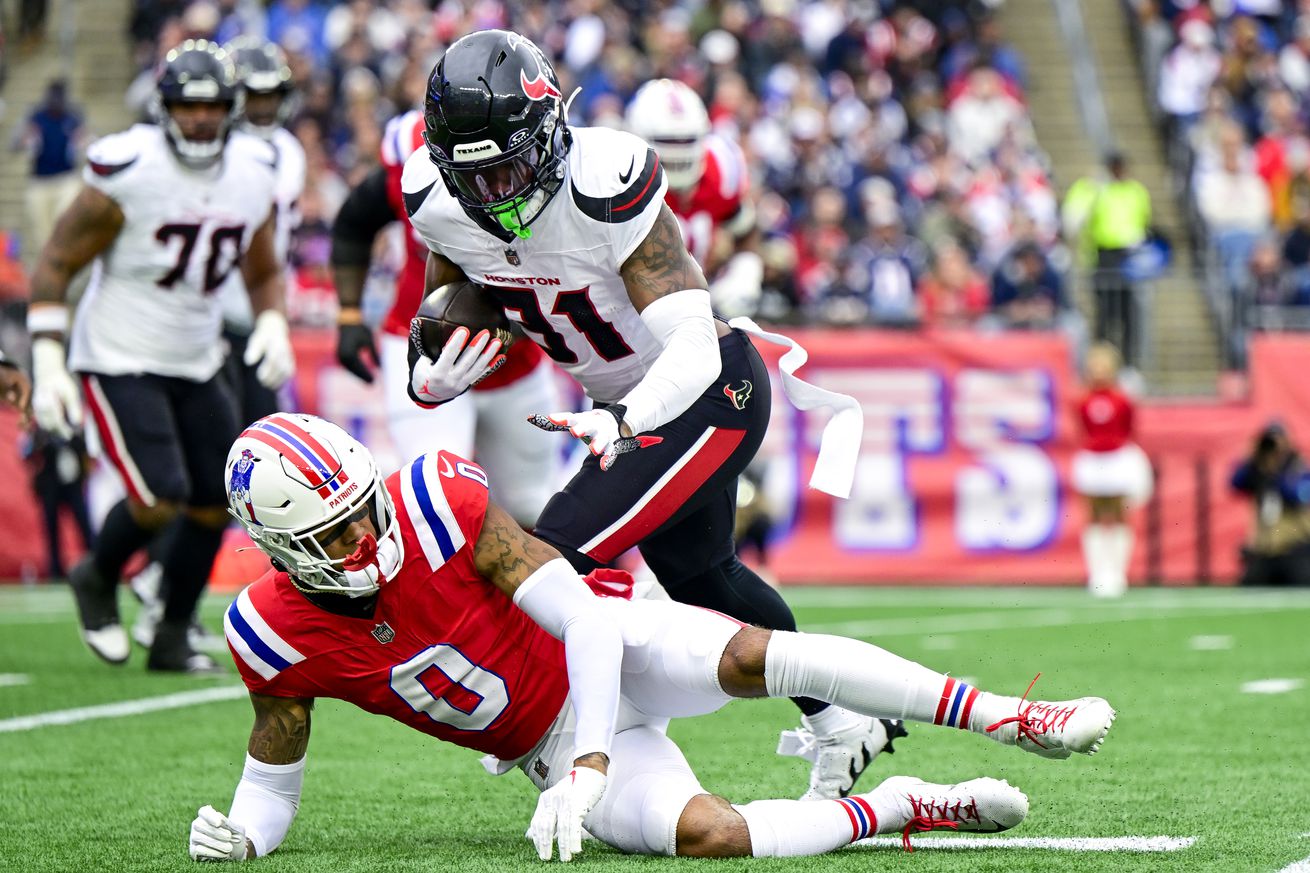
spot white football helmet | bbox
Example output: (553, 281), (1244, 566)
(626, 79), (711, 192)
(225, 414), (403, 597)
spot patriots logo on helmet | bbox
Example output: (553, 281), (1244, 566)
(230, 448), (260, 525)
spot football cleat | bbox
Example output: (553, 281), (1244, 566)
(780, 715), (907, 801)
(69, 557), (129, 665)
(868, 775), (1029, 851)
(984, 677), (1116, 759)
(147, 621), (224, 675)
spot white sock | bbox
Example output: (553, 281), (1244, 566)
(734, 795), (880, 856)
(1108, 524), (1133, 595)
(763, 630), (1021, 734)
(1082, 525), (1112, 595)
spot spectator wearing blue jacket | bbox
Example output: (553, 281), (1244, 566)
(1231, 421), (1310, 586)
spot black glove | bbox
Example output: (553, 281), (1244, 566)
(337, 322), (379, 383)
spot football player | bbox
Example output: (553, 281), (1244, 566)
(188, 413), (1115, 862)
(625, 78), (764, 318)
(331, 108), (564, 526)
(26, 40), (294, 673)
(131, 36), (309, 654)
(400, 31), (885, 801)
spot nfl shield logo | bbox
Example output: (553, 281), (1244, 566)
(505, 247), (520, 266)
(371, 622), (395, 644)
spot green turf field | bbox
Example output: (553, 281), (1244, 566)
(2, 585), (1308, 872)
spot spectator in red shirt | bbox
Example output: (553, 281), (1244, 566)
(1071, 343), (1153, 597)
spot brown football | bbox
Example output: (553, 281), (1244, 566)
(410, 281), (514, 359)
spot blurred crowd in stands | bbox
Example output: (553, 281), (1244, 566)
(1131, 0), (1310, 366)
(119, 0), (1081, 338)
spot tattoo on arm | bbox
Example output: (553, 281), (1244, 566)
(247, 694), (313, 764)
(31, 186), (124, 305)
(473, 501), (563, 598)
(620, 203), (708, 312)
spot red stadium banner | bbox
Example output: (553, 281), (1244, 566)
(2, 330), (1307, 587)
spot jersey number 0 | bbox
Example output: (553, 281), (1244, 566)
(389, 643), (510, 732)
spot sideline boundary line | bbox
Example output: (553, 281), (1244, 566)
(852, 835), (1197, 852)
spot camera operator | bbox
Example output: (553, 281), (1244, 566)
(1230, 421), (1310, 586)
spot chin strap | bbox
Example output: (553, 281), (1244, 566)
(341, 533), (402, 592)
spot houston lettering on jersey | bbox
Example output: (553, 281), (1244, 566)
(482, 274), (562, 286)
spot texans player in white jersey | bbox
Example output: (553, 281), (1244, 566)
(330, 108), (564, 527)
(26, 40), (295, 673)
(188, 413), (1116, 863)
(399, 31), (892, 801)
(131, 37), (309, 655)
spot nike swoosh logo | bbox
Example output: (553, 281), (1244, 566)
(618, 156), (634, 185)
(438, 457), (455, 478)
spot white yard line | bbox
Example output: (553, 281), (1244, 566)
(852, 835), (1197, 852)
(0, 685), (246, 733)
(782, 587), (1310, 610)
(1241, 678), (1305, 695)
(0, 673), (31, 687)
(1279, 857), (1310, 872)
(805, 604), (1300, 638)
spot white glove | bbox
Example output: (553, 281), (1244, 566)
(411, 327), (503, 405)
(526, 767), (607, 862)
(528, 408), (661, 472)
(243, 310), (295, 390)
(189, 805), (249, 862)
(31, 337), (82, 439)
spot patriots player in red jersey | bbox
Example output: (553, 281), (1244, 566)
(401, 30), (892, 803)
(189, 413), (1116, 863)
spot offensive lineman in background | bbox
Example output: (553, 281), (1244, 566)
(128, 36), (309, 652)
(331, 109), (564, 526)
(625, 78), (764, 320)
(26, 40), (295, 673)
(627, 79), (884, 798)
(401, 31), (890, 801)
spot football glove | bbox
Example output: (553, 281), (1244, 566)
(336, 321), (378, 383)
(30, 337), (82, 439)
(528, 405), (662, 472)
(527, 766), (607, 862)
(189, 805), (249, 862)
(410, 327), (504, 406)
(244, 310), (295, 390)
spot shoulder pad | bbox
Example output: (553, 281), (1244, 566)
(381, 111), (426, 169)
(229, 131), (279, 173)
(401, 148), (442, 218)
(568, 127), (665, 224)
(85, 127), (148, 178)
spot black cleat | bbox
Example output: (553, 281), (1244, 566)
(68, 557), (129, 665)
(147, 621), (224, 675)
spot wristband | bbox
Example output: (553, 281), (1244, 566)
(27, 304), (69, 335)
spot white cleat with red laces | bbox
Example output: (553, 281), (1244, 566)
(868, 775), (1029, 852)
(985, 693), (1116, 759)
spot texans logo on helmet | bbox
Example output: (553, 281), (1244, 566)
(520, 68), (561, 102)
(230, 449), (260, 525)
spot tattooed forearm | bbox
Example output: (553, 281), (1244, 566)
(31, 187), (123, 305)
(474, 501), (564, 596)
(247, 694), (313, 764)
(620, 203), (708, 311)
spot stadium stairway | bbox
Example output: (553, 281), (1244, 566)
(0, 0), (137, 268)
(1002, 0), (1222, 395)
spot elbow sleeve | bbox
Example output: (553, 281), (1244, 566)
(619, 289), (721, 434)
(228, 754), (305, 858)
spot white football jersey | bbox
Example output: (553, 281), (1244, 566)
(218, 126), (306, 331)
(403, 126), (668, 404)
(70, 124), (278, 380)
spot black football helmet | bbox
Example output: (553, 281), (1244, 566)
(224, 36), (295, 138)
(154, 39), (242, 169)
(423, 30), (571, 242)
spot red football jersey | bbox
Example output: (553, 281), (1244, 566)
(1078, 387), (1134, 452)
(378, 112), (544, 389)
(224, 450), (569, 761)
(665, 134), (750, 266)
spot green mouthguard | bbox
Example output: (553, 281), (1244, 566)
(491, 198), (533, 240)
